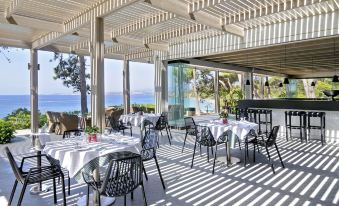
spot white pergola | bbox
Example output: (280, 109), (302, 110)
(0, 0), (338, 132)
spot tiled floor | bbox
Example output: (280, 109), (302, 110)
(0, 127), (338, 206)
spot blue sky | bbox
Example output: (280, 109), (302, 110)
(0, 48), (154, 95)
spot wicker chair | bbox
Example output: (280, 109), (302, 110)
(82, 151), (146, 206)
(5, 147), (66, 206)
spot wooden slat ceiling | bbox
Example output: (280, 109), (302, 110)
(196, 36), (339, 76)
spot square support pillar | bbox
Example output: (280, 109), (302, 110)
(154, 52), (168, 114)
(244, 72), (253, 99)
(90, 17), (105, 132)
(123, 60), (130, 114)
(30, 49), (39, 133)
(214, 70), (220, 113)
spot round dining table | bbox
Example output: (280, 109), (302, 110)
(43, 134), (142, 206)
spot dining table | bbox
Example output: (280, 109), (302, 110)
(198, 119), (259, 165)
(43, 133), (142, 206)
(119, 113), (161, 137)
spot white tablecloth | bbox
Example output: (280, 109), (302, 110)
(199, 120), (259, 141)
(43, 135), (142, 178)
(119, 113), (161, 127)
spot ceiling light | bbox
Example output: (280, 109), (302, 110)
(332, 75), (339, 83)
(279, 82), (283, 87)
(264, 81), (269, 87)
(311, 81), (316, 87)
(245, 79), (251, 85)
(283, 78), (289, 84)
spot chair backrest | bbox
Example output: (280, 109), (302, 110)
(5, 147), (24, 183)
(266, 126), (280, 146)
(108, 115), (120, 130)
(63, 129), (82, 139)
(100, 151), (142, 197)
(218, 129), (233, 143)
(141, 122), (157, 161)
(184, 117), (196, 132)
(195, 125), (216, 146)
(155, 115), (167, 130)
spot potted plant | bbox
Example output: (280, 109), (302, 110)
(85, 126), (99, 142)
(219, 110), (229, 124)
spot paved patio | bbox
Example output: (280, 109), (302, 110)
(0, 127), (338, 206)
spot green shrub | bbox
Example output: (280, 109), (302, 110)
(0, 120), (15, 144)
(4, 108), (47, 130)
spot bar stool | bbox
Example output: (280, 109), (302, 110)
(247, 109), (258, 123)
(307, 112), (326, 145)
(236, 108), (247, 120)
(285, 111), (307, 142)
(258, 109), (272, 135)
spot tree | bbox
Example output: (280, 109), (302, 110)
(51, 53), (90, 116)
(0, 46), (11, 63)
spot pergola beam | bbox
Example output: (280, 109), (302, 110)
(70, 40), (90, 52)
(111, 12), (176, 38)
(4, 0), (23, 19)
(145, 0), (244, 37)
(32, 0), (139, 49)
(125, 48), (154, 60)
(144, 24), (208, 44)
(223, 0), (332, 25)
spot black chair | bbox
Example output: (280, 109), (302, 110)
(109, 116), (132, 136)
(235, 108), (248, 121)
(62, 129), (82, 139)
(154, 114), (172, 145)
(307, 112), (326, 145)
(182, 117), (197, 153)
(258, 109), (272, 135)
(248, 126), (285, 174)
(191, 125), (216, 168)
(141, 120), (166, 190)
(5, 147), (66, 206)
(212, 130), (232, 174)
(82, 151), (147, 206)
(285, 111), (307, 142)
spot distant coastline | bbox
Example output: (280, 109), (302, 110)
(0, 94), (154, 118)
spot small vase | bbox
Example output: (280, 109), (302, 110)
(222, 118), (228, 124)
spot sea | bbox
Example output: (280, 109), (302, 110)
(0, 94), (154, 118)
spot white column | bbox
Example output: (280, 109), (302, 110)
(30, 49), (39, 133)
(90, 15), (96, 125)
(90, 17), (105, 131)
(214, 70), (220, 113)
(244, 72), (253, 99)
(123, 60), (130, 114)
(154, 52), (168, 114)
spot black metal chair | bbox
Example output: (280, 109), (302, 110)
(62, 129), (82, 139)
(141, 121), (166, 190)
(154, 114), (172, 145)
(258, 109), (272, 135)
(82, 151), (147, 206)
(247, 109), (258, 123)
(248, 126), (285, 174)
(109, 116), (132, 136)
(235, 108), (248, 121)
(212, 130), (232, 174)
(191, 125), (216, 168)
(5, 147), (67, 206)
(307, 112), (326, 145)
(182, 117), (197, 153)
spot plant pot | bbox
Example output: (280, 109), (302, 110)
(88, 133), (97, 142)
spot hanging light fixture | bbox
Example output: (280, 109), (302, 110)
(279, 82), (283, 87)
(246, 79), (251, 85)
(311, 81), (316, 87)
(283, 46), (289, 84)
(264, 80), (269, 87)
(332, 39), (338, 83)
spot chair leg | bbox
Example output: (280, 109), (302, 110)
(238, 138), (242, 150)
(142, 163), (148, 181)
(207, 146), (210, 162)
(86, 186), (90, 206)
(130, 127), (133, 137)
(122, 129), (125, 136)
(191, 140), (197, 168)
(182, 132), (188, 153)
(53, 178), (57, 204)
(253, 144), (256, 162)
(265, 146), (275, 174)
(165, 127), (171, 145)
(124, 195), (127, 206)
(8, 180), (18, 206)
(131, 191), (133, 200)
(244, 141), (248, 167)
(275, 143), (285, 168)
(211, 146), (214, 155)
(17, 179), (28, 206)
(68, 173), (70, 195)
(154, 156), (166, 190)
(167, 125), (173, 139)
(199, 144), (202, 156)
(212, 144), (218, 174)
(141, 183), (147, 206)
(61, 174), (67, 206)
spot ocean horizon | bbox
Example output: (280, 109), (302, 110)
(0, 94), (154, 118)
